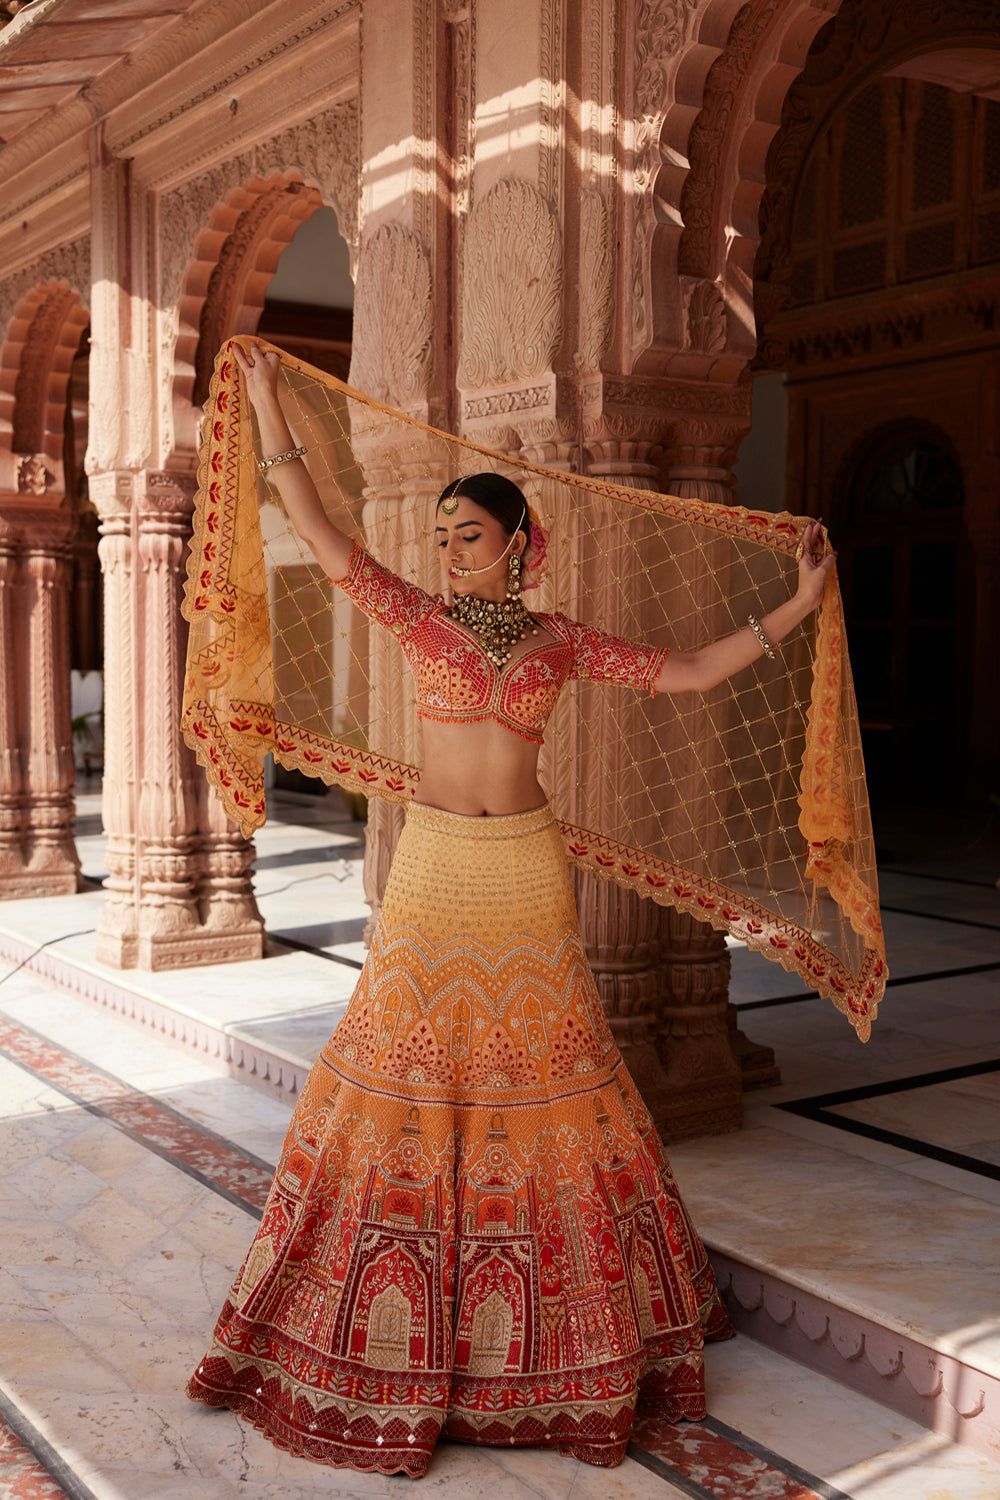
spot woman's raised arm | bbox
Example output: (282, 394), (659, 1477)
(653, 519), (838, 694)
(233, 340), (355, 583)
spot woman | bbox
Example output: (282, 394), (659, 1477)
(187, 341), (835, 1477)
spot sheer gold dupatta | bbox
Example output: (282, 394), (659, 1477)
(182, 340), (886, 1038)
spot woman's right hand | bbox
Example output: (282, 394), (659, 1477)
(231, 339), (281, 413)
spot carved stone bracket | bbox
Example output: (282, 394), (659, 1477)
(15, 454), (48, 495)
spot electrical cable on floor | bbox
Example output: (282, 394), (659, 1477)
(0, 929), (97, 990)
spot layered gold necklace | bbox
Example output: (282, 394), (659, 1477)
(448, 591), (538, 668)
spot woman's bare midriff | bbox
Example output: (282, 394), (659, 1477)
(414, 718), (546, 816)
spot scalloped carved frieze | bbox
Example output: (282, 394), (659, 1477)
(462, 386), (551, 421)
(458, 178), (562, 393)
(0, 238), (91, 353)
(348, 224), (433, 409)
(678, 0), (783, 280)
(776, 280), (1000, 374)
(605, 375), (750, 420)
(159, 101), (359, 310)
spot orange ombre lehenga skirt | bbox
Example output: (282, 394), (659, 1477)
(186, 802), (732, 1477)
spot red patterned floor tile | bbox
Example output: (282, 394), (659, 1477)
(0, 1418), (68, 1499)
(632, 1410), (825, 1499)
(0, 1017), (271, 1210)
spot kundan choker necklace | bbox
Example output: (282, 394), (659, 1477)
(448, 556), (538, 667)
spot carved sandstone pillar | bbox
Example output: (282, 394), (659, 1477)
(134, 472), (202, 969)
(91, 472), (138, 966)
(194, 776), (264, 958)
(664, 419), (779, 1097)
(570, 438), (740, 1139)
(0, 520), (25, 891)
(22, 523), (79, 892)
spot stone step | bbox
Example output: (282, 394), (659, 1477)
(669, 1118), (1000, 1467)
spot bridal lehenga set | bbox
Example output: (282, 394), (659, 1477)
(182, 340), (885, 1476)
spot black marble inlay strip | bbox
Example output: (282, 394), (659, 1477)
(736, 959), (1000, 1012)
(0, 1383), (99, 1500)
(626, 1442), (720, 1499)
(782, 1110), (1000, 1185)
(702, 1417), (854, 1500)
(779, 1056), (1000, 1184)
(781, 1055), (1000, 1109)
(270, 933), (365, 969)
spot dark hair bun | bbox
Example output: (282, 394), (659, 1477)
(437, 472), (526, 536)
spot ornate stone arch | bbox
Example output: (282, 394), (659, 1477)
(641, 0), (1000, 374)
(172, 173), (324, 439)
(674, 0), (839, 345)
(168, 173), (332, 459)
(623, 0), (804, 370)
(158, 100), (359, 461)
(753, 0), (1000, 327)
(0, 241), (91, 498)
(3, 283), (90, 497)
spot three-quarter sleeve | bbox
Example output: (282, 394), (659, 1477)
(334, 542), (438, 635)
(547, 612), (669, 695)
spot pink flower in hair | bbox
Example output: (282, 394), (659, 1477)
(521, 517), (550, 591)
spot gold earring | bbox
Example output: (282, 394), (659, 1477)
(507, 552), (522, 598)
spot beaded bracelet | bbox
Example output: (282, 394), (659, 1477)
(258, 444), (307, 473)
(747, 613), (776, 660)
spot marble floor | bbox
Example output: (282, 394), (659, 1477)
(0, 788), (998, 1498)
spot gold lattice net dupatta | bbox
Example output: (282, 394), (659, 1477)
(182, 340), (886, 1039)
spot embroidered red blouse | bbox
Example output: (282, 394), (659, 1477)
(336, 544), (669, 744)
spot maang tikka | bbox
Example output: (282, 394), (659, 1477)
(441, 479), (462, 515)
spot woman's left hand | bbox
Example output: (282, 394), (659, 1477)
(795, 519), (838, 613)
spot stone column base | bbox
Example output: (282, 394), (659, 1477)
(0, 865), (79, 899)
(96, 929), (139, 969)
(655, 1048), (744, 1142)
(137, 923), (264, 971)
(729, 1005), (781, 1090)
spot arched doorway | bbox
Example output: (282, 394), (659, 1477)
(252, 204), (357, 801)
(749, 25), (1000, 812)
(835, 421), (970, 804)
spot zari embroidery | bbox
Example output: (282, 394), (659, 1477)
(337, 545), (668, 745)
(187, 804), (733, 1477)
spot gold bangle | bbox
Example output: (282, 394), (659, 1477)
(748, 614), (776, 660)
(258, 444), (307, 473)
